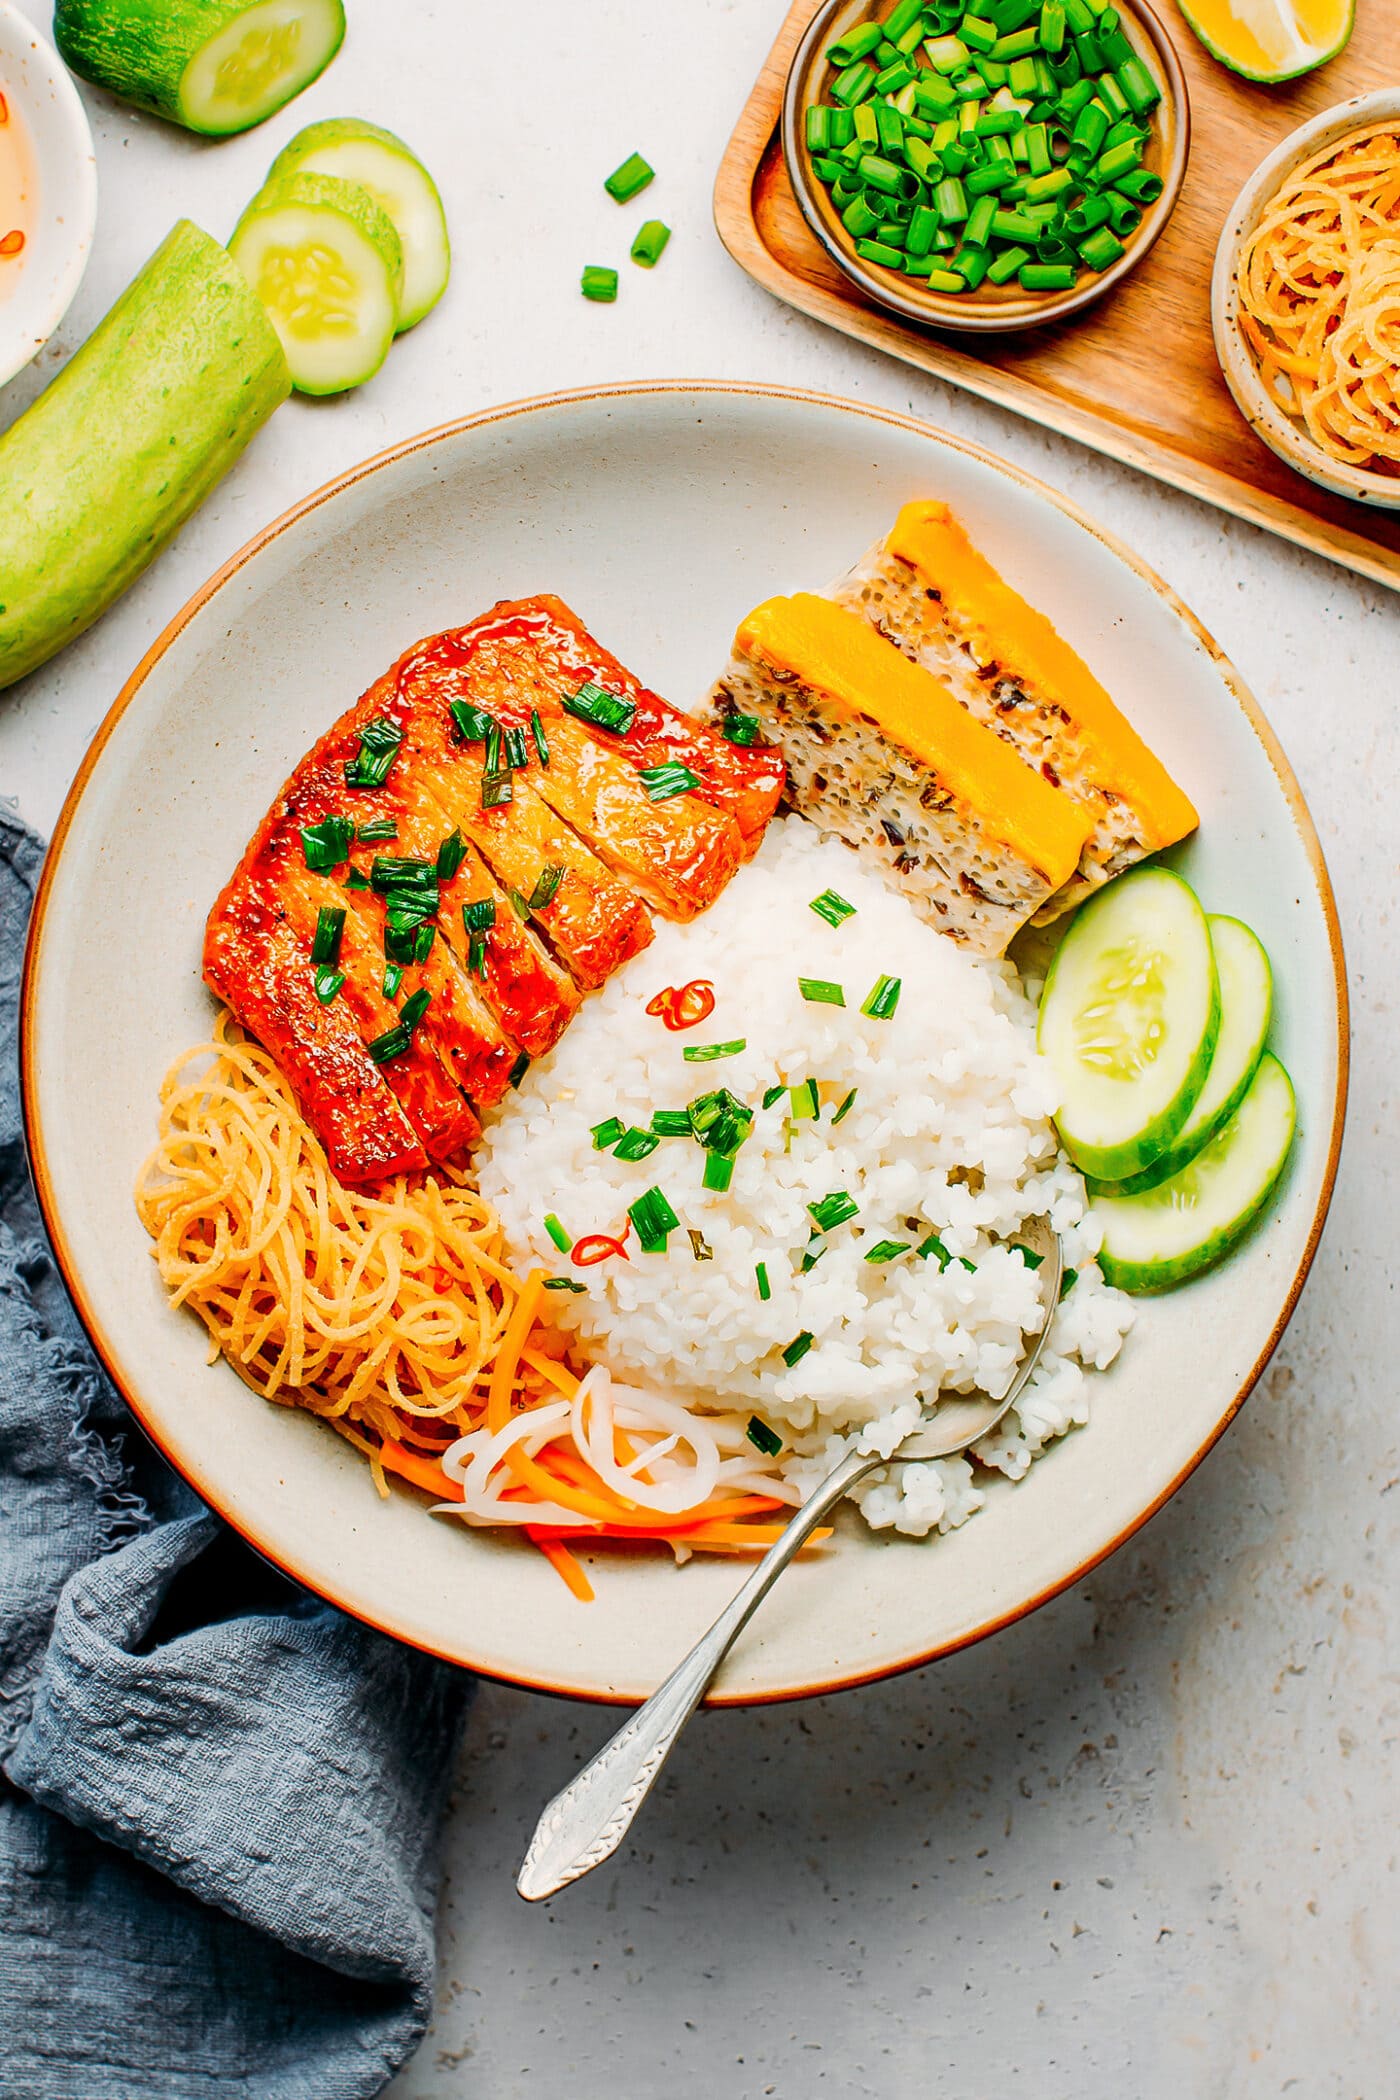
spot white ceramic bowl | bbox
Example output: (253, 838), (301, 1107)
(0, 0), (96, 389)
(1211, 90), (1400, 511)
(21, 383), (1347, 1707)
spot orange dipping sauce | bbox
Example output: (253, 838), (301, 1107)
(0, 86), (36, 294)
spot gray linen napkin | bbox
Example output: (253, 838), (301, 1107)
(0, 805), (473, 2099)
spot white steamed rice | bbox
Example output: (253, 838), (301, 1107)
(477, 817), (1133, 1538)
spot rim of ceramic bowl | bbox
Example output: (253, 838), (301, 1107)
(20, 380), (1348, 1707)
(1211, 90), (1400, 511)
(781, 0), (1190, 336)
(0, 0), (97, 388)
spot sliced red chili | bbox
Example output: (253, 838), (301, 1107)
(645, 978), (715, 1031)
(571, 1228), (631, 1267)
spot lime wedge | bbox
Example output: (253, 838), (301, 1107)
(1176, 0), (1354, 81)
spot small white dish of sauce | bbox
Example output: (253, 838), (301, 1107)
(0, 0), (95, 390)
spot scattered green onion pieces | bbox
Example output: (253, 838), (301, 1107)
(310, 905), (345, 968)
(343, 868), (370, 891)
(809, 888), (856, 927)
(400, 988), (431, 1032)
(762, 1083), (787, 1110)
(800, 1243), (826, 1274)
(462, 897), (496, 933)
(755, 1261), (771, 1301)
(367, 988), (430, 1066)
(508, 888), (532, 923)
(747, 1416), (784, 1457)
(808, 1190), (859, 1232)
(371, 855), (435, 896)
(614, 1126), (661, 1162)
(789, 1079), (820, 1121)
(382, 963), (403, 999)
(781, 1331), (815, 1368)
(564, 681), (636, 735)
(529, 709), (550, 768)
(581, 264), (619, 302)
(604, 151), (654, 203)
(345, 716), (403, 790)
(301, 816), (353, 871)
(527, 864), (565, 911)
(544, 1213), (572, 1253)
(721, 713), (762, 747)
(865, 1239), (912, 1263)
(861, 973), (902, 1020)
(917, 1230), (952, 1268)
(544, 1276), (586, 1293)
(639, 762), (701, 802)
(1061, 1266), (1078, 1297)
(503, 723), (530, 771)
(631, 218), (671, 267)
(313, 967), (345, 1005)
(436, 830), (467, 881)
(590, 1115), (626, 1151)
(702, 1151), (735, 1193)
(357, 817), (397, 842)
(467, 932), (488, 977)
(682, 1039), (745, 1063)
(629, 1185), (678, 1251)
(799, 976), (846, 1007)
(481, 771), (513, 810)
(650, 1108), (693, 1137)
(508, 1051), (531, 1089)
(1020, 1247), (1045, 1269)
(831, 1087), (858, 1126)
(450, 701), (494, 744)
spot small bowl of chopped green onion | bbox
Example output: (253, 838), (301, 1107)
(782, 0), (1188, 333)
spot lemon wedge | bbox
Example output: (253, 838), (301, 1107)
(1176, 0), (1354, 81)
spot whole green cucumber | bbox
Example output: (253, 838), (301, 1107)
(53, 0), (346, 136)
(0, 219), (290, 690)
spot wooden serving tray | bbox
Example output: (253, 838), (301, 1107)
(714, 0), (1400, 592)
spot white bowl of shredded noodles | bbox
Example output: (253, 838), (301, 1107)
(1212, 90), (1400, 510)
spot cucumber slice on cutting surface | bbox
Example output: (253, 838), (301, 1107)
(0, 220), (289, 691)
(230, 172), (403, 395)
(1037, 865), (1220, 1185)
(54, 0), (346, 137)
(1091, 915), (1273, 1197)
(266, 119), (450, 330)
(1094, 1053), (1296, 1292)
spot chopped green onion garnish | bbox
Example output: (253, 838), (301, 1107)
(527, 864), (565, 911)
(689, 1227), (713, 1261)
(1020, 1247), (1045, 1269)
(481, 771), (513, 810)
(544, 1276), (586, 1293)
(798, 977), (845, 1006)
(530, 709), (550, 767)
(808, 1191), (859, 1233)
(755, 1261), (771, 1301)
(614, 1127), (661, 1162)
(509, 888), (532, 923)
(916, 1231), (951, 1268)
(484, 722), (502, 775)
(310, 905), (346, 968)
(864, 1240), (911, 1263)
(746, 1415), (783, 1457)
(702, 1151), (735, 1192)
(581, 264), (619, 302)
(564, 681), (636, 736)
(629, 1185), (678, 1251)
(762, 1084), (786, 1110)
(412, 923), (434, 964)
(682, 1039), (745, 1063)
(789, 1079), (820, 1121)
(800, 1243), (826, 1274)
(467, 931), (488, 977)
(508, 1051), (531, 1089)
(343, 868), (370, 891)
(591, 1117), (626, 1151)
(313, 966), (344, 1005)
(503, 723), (530, 771)
(649, 1109), (692, 1137)
(831, 1087), (858, 1126)
(860, 973), (902, 1020)
(687, 1087), (752, 1156)
(382, 963), (403, 999)
(959, 1255), (978, 1273)
(781, 1331), (815, 1368)
(462, 897), (496, 933)
(370, 855), (435, 895)
(721, 714), (762, 747)
(357, 818), (397, 842)
(367, 1024), (411, 1065)
(631, 218), (671, 267)
(345, 715), (403, 790)
(449, 701), (494, 744)
(436, 831), (468, 881)
(399, 987), (431, 1032)
(604, 151), (654, 202)
(638, 762), (701, 802)
(544, 1213), (572, 1252)
(809, 889), (856, 927)
(1061, 1267), (1078, 1297)
(301, 816), (352, 871)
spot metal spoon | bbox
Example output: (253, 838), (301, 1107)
(517, 1219), (1062, 1901)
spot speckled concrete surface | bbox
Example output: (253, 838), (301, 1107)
(2, 3), (1395, 2094)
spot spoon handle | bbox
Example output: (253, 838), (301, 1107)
(515, 1445), (875, 1901)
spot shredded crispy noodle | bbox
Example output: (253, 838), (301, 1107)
(1237, 125), (1400, 474)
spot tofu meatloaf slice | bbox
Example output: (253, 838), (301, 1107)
(831, 501), (1198, 917)
(710, 592), (1090, 957)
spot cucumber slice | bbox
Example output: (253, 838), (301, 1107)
(230, 173), (402, 395)
(54, 0), (346, 138)
(1094, 1053), (1296, 1292)
(1038, 866), (1220, 1185)
(0, 220), (289, 692)
(266, 119), (450, 331)
(1091, 916), (1273, 1196)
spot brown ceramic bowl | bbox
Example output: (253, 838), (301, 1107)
(782, 0), (1190, 334)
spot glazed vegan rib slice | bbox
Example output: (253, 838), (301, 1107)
(711, 592), (1091, 957)
(830, 501), (1199, 916)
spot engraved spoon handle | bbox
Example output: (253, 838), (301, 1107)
(515, 1444), (878, 1901)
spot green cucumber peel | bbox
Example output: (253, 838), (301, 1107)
(265, 118), (451, 330)
(1093, 1053), (1297, 1293)
(54, 0), (346, 137)
(0, 220), (289, 691)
